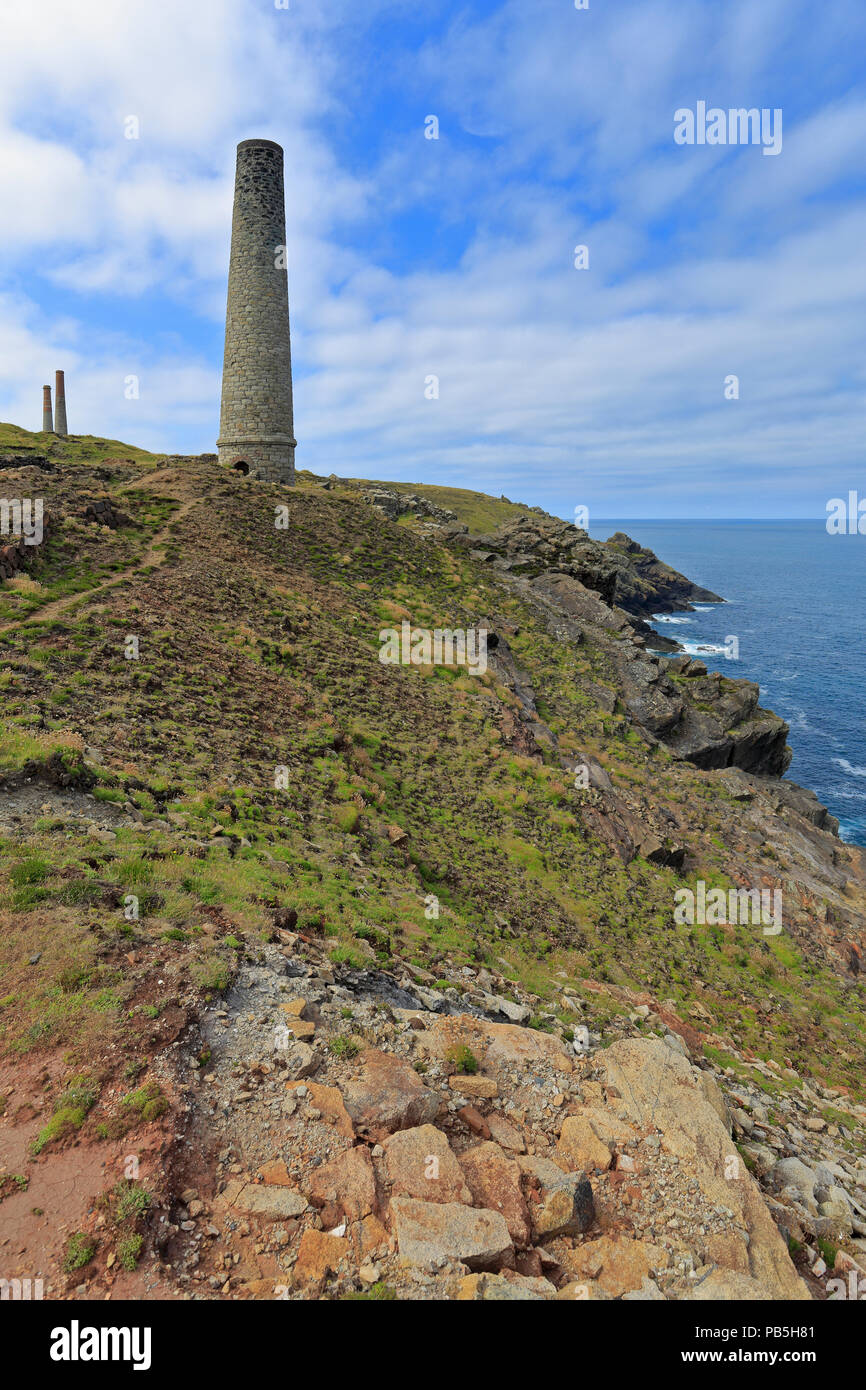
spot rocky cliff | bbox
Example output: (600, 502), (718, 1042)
(446, 510), (793, 780)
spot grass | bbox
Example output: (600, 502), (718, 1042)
(341, 1281), (397, 1301)
(116, 1233), (144, 1271)
(817, 1236), (838, 1267)
(31, 1075), (98, 1154)
(0, 1172), (29, 1201)
(0, 728), (88, 780)
(333, 803), (360, 834)
(329, 945), (369, 970)
(446, 1044), (479, 1075)
(0, 421), (162, 483)
(114, 1181), (151, 1221)
(120, 1082), (168, 1125)
(63, 1231), (97, 1273)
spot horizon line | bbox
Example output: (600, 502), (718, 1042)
(582, 516), (830, 522)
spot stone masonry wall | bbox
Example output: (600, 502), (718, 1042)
(217, 139), (296, 484)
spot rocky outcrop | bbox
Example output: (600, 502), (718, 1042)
(355, 485), (461, 528)
(457, 514), (720, 619)
(0, 451), (53, 472)
(171, 930), (834, 1302)
(603, 531), (722, 616)
(304, 475), (462, 529)
(0, 510), (53, 580)
(599, 1039), (810, 1299)
(339, 1047), (440, 1140)
(82, 496), (130, 529)
(390, 1198), (513, 1271)
(620, 648), (792, 775)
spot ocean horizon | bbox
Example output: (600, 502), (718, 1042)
(583, 518), (866, 846)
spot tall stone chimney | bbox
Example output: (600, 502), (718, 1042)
(217, 138), (296, 483)
(54, 370), (68, 436)
(42, 385), (54, 434)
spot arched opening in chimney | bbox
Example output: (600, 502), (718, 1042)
(231, 459), (251, 476)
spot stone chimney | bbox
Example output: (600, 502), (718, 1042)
(54, 370), (68, 436)
(217, 138), (296, 483)
(42, 385), (54, 434)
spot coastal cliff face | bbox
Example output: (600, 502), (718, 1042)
(0, 425), (865, 1303)
(445, 512), (792, 781)
(460, 514), (722, 619)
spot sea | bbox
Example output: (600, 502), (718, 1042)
(586, 520), (866, 846)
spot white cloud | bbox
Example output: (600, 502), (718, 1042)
(0, 0), (864, 514)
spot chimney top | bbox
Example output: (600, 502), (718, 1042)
(237, 138), (283, 154)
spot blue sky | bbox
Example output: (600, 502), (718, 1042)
(1, 0), (865, 517)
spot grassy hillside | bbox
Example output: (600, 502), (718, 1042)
(1, 431), (864, 1114)
(0, 420), (161, 468)
(339, 476), (537, 533)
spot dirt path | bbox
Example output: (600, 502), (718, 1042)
(0, 473), (197, 637)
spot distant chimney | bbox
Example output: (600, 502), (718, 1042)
(55, 370), (68, 436)
(42, 385), (54, 434)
